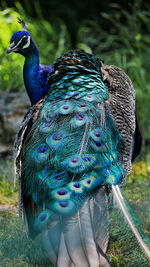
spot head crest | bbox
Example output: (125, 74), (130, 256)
(17, 17), (29, 31)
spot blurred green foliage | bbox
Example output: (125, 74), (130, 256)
(0, 5), (70, 92)
(78, 1), (150, 150)
(0, 8), (23, 91)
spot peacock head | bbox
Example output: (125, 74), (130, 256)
(7, 31), (37, 57)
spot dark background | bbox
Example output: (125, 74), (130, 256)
(1, 0), (146, 47)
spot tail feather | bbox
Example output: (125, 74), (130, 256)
(42, 229), (57, 265)
(43, 185), (150, 266)
(57, 233), (73, 267)
(42, 215), (61, 265)
(79, 200), (100, 267)
(44, 189), (110, 267)
(62, 211), (90, 267)
(90, 188), (110, 253)
(112, 185), (150, 259)
(98, 253), (110, 267)
(48, 220), (61, 256)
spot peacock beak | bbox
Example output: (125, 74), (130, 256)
(6, 42), (18, 55)
(6, 47), (12, 54)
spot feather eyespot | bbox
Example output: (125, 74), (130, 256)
(38, 146), (48, 153)
(78, 103), (86, 107)
(73, 183), (81, 188)
(81, 173), (100, 189)
(53, 171), (65, 180)
(46, 132), (63, 150)
(71, 114), (88, 127)
(71, 157), (79, 163)
(59, 201), (69, 208)
(52, 133), (63, 140)
(83, 156), (92, 162)
(76, 114), (84, 121)
(75, 102), (89, 112)
(52, 187), (71, 200)
(32, 144), (49, 163)
(34, 210), (51, 231)
(63, 105), (69, 110)
(52, 200), (77, 215)
(69, 182), (84, 193)
(94, 141), (102, 147)
(40, 121), (53, 133)
(39, 213), (47, 221)
(94, 131), (101, 137)
(57, 190), (68, 196)
(64, 155), (83, 172)
(58, 102), (74, 114)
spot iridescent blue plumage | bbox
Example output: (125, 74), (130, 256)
(21, 82), (124, 219)
(7, 31), (54, 104)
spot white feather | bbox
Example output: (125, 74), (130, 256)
(62, 211), (89, 267)
(57, 232), (74, 267)
(42, 229), (57, 265)
(79, 200), (100, 267)
(112, 185), (150, 259)
(90, 188), (110, 254)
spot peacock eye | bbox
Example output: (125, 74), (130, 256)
(21, 37), (28, 45)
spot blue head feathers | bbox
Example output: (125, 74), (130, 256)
(7, 31), (38, 57)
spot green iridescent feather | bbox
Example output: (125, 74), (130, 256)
(11, 47), (149, 265)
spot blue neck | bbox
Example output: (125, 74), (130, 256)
(23, 46), (50, 105)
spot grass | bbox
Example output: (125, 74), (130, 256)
(0, 159), (150, 266)
(0, 161), (50, 266)
(107, 159), (150, 266)
(0, 211), (50, 267)
(0, 161), (18, 206)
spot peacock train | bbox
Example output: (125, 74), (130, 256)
(6, 18), (150, 266)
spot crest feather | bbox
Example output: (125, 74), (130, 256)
(17, 17), (29, 31)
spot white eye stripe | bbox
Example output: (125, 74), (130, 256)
(10, 35), (30, 50)
(10, 41), (15, 48)
(10, 36), (25, 49)
(22, 36), (30, 49)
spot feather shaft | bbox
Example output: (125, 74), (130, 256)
(112, 185), (150, 259)
(63, 212), (90, 267)
(79, 200), (101, 267)
(57, 232), (73, 267)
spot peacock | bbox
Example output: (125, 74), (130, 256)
(6, 18), (150, 266)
